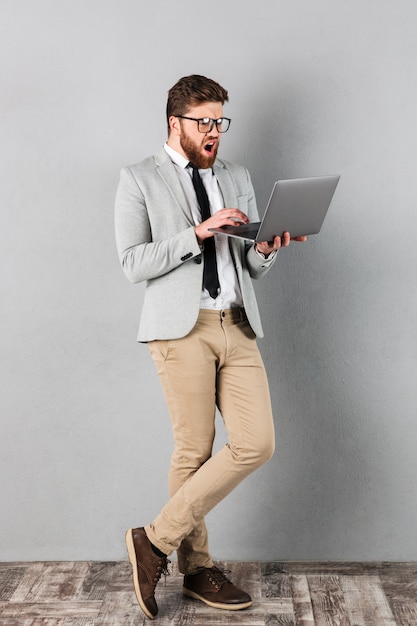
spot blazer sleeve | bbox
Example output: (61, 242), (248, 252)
(114, 166), (202, 284)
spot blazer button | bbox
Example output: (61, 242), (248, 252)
(193, 257), (202, 264)
(181, 252), (193, 262)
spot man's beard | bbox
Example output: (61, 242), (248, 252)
(180, 132), (218, 169)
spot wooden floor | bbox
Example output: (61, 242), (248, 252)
(1, 561), (417, 625)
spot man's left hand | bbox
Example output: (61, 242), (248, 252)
(256, 232), (307, 256)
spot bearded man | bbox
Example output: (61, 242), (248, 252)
(115, 74), (305, 620)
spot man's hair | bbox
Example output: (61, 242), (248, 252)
(166, 74), (229, 134)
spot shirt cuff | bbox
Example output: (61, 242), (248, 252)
(254, 245), (277, 260)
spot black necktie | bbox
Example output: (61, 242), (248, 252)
(189, 164), (220, 299)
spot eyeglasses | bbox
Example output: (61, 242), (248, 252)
(177, 116), (231, 133)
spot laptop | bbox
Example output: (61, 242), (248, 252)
(208, 175), (340, 242)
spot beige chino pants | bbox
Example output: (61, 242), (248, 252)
(145, 308), (275, 574)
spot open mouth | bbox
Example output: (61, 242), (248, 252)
(204, 142), (216, 154)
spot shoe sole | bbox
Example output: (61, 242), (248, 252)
(182, 587), (253, 611)
(125, 529), (156, 620)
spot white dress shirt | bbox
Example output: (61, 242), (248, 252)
(164, 143), (244, 310)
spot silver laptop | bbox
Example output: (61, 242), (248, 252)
(208, 175), (340, 242)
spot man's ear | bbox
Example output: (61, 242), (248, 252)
(169, 115), (181, 136)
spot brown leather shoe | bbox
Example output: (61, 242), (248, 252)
(183, 566), (253, 611)
(125, 527), (169, 620)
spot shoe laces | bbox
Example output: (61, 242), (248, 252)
(206, 566), (231, 589)
(153, 557), (171, 586)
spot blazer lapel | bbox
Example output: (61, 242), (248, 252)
(155, 148), (194, 224)
(213, 161), (237, 209)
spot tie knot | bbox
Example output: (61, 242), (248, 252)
(189, 163), (214, 179)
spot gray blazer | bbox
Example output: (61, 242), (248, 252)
(115, 148), (277, 341)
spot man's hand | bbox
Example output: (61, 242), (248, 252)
(195, 208), (249, 243)
(256, 232), (307, 256)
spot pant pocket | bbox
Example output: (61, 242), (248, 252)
(148, 339), (170, 361)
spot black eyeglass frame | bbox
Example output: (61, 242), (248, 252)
(176, 115), (231, 133)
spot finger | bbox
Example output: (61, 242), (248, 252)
(230, 210), (249, 223)
(221, 207), (248, 218)
(256, 241), (273, 254)
(259, 237), (280, 253)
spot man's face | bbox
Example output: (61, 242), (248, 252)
(176, 102), (223, 169)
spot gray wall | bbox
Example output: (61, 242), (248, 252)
(1, 0), (416, 561)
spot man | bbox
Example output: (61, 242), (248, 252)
(115, 74), (306, 620)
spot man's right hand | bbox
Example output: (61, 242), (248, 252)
(195, 208), (249, 243)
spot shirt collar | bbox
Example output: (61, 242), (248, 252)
(164, 142), (189, 169)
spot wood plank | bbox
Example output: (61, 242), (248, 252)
(105, 561), (134, 593)
(0, 617), (97, 626)
(94, 591), (144, 626)
(8, 563), (46, 603)
(2, 618), (105, 626)
(0, 602), (102, 618)
(23, 562), (91, 602)
(180, 606), (284, 626)
(380, 565), (417, 626)
(5, 562), (90, 603)
(0, 565), (27, 601)
(261, 562), (291, 599)
(290, 575), (315, 626)
(275, 562), (392, 576)
(388, 603), (417, 626)
(307, 575), (350, 626)
(61, 617), (96, 626)
(264, 617), (295, 626)
(0, 618), (65, 626)
(77, 562), (119, 600)
(340, 574), (396, 625)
